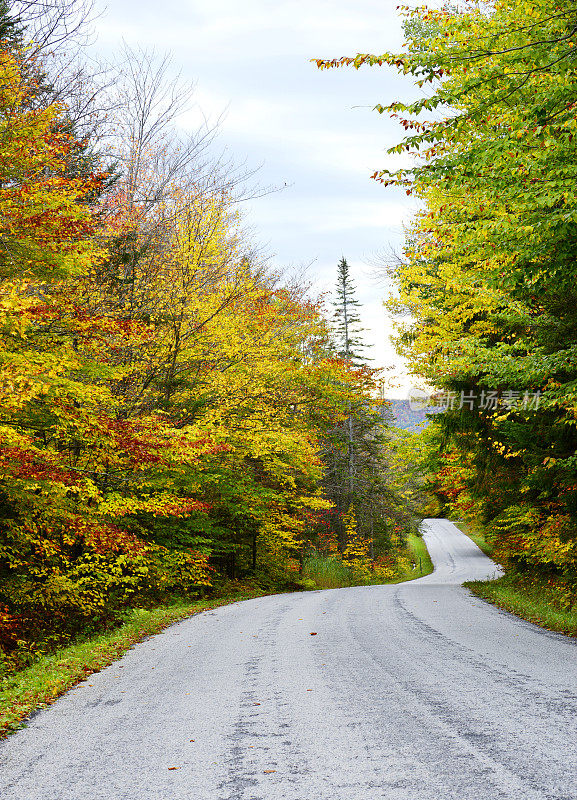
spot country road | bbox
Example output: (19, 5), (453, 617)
(2, 519), (577, 800)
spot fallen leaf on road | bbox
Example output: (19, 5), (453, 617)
(264, 770), (276, 774)
(168, 766), (180, 770)
(310, 632), (317, 636)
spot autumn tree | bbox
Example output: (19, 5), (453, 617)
(316, 0), (577, 603)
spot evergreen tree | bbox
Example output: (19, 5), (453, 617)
(320, 257), (406, 558)
(332, 257), (368, 365)
(0, 1), (23, 46)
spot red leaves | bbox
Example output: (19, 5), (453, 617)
(84, 523), (147, 557)
(106, 419), (164, 467)
(0, 445), (81, 487)
(0, 605), (21, 649)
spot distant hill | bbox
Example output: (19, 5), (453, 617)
(384, 398), (439, 432)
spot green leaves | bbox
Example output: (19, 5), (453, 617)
(322, 0), (577, 587)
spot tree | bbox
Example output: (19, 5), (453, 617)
(332, 257), (367, 365)
(316, 0), (577, 602)
(315, 257), (410, 567)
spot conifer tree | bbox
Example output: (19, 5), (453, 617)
(332, 257), (368, 365)
(0, 1), (22, 45)
(322, 257), (404, 557)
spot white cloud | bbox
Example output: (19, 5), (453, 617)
(252, 196), (409, 232)
(93, 0), (419, 381)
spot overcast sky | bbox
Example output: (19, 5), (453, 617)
(92, 0), (420, 396)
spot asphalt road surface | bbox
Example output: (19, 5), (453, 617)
(2, 519), (577, 800)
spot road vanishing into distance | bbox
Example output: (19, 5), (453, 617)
(2, 519), (577, 800)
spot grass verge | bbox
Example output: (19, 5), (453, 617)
(0, 589), (264, 739)
(456, 520), (577, 637)
(302, 530), (435, 590)
(402, 530), (434, 581)
(465, 575), (577, 638)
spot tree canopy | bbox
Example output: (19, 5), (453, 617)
(317, 0), (577, 604)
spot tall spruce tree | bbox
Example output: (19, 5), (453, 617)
(332, 257), (368, 365)
(322, 257), (405, 556)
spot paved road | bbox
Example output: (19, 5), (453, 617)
(1, 519), (577, 800)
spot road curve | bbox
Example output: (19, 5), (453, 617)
(1, 519), (577, 800)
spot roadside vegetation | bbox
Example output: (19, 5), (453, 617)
(0, 0), (429, 714)
(317, 1), (577, 635)
(302, 531), (433, 589)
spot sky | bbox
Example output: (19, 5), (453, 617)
(92, 0), (421, 396)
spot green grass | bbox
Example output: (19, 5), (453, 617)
(0, 589), (265, 739)
(301, 552), (358, 589)
(302, 531), (434, 590)
(466, 575), (577, 637)
(453, 520), (495, 558)
(402, 530), (434, 581)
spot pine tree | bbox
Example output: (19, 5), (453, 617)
(0, 1), (23, 46)
(325, 257), (389, 553)
(332, 257), (368, 365)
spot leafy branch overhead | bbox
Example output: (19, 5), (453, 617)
(0, 0), (416, 666)
(316, 0), (577, 601)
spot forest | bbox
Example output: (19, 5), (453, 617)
(318, 0), (577, 614)
(0, 0), (422, 676)
(6, 0), (577, 690)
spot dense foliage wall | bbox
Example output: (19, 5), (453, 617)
(318, 0), (577, 605)
(0, 2), (414, 665)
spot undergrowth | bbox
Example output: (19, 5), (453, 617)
(301, 531), (434, 589)
(457, 521), (577, 637)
